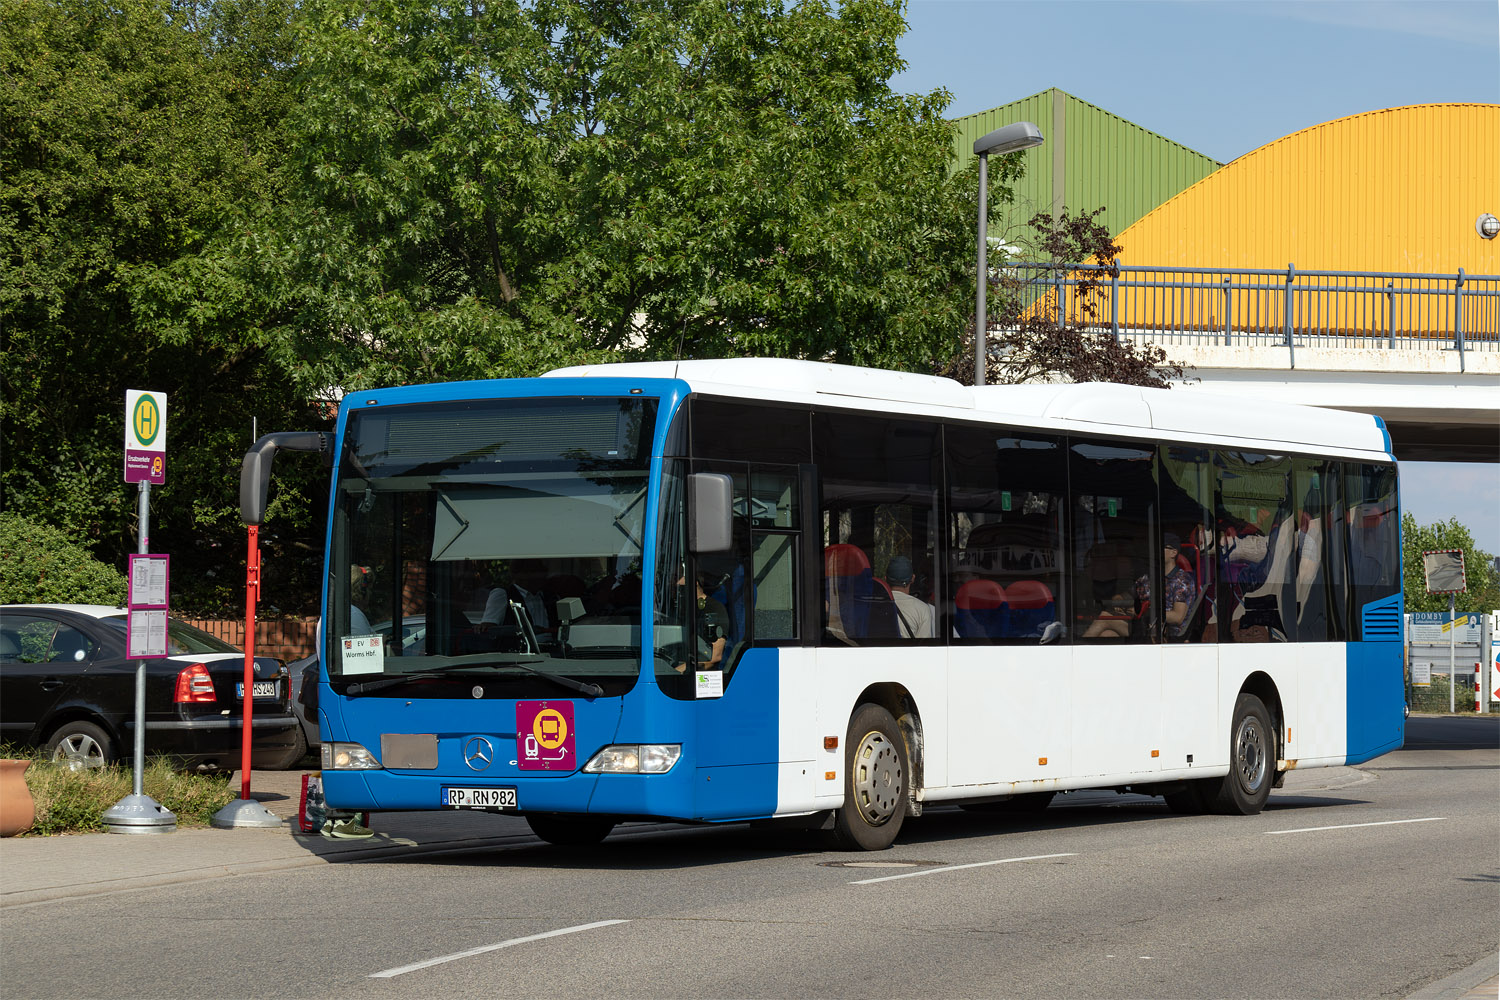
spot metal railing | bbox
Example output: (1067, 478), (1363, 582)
(1009, 263), (1500, 370)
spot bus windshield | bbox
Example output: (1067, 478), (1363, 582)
(327, 396), (658, 699)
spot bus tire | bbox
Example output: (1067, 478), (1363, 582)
(826, 704), (908, 851)
(525, 813), (616, 846)
(1209, 693), (1274, 815)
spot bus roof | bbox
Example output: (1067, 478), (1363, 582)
(543, 358), (1393, 459)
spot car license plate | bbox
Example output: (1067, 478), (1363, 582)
(236, 681), (278, 698)
(443, 786), (517, 811)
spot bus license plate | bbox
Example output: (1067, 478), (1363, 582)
(443, 786), (517, 811)
(236, 681), (277, 698)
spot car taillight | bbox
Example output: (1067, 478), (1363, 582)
(174, 663), (216, 703)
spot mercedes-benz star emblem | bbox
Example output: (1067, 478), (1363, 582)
(463, 736), (495, 772)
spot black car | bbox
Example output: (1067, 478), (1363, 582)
(0, 604), (302, 772)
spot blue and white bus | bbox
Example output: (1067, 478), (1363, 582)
(243, 359), (1404, 850)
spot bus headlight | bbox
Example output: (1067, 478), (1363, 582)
(322, 742), (382, 770)
(583, 744), (681, 774)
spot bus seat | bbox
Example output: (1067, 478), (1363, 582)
(1004, 580), (1056, 638)
(825, 543), (875, 638)
(955, 579), (1006, 639)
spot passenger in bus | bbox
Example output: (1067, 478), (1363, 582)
(885, 556), (934, 639)
(1136, 533), (1197, 640)
(674, 570), (728, 672)
(1080, 589), (1133, 639)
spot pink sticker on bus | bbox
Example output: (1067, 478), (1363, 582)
(516, 700), (575, 771)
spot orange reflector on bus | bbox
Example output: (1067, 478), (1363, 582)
(824, 737), (838, 750)
(825, 771), (836, 781)
(1151, 749), (1160, 758)
(1038, 757), (1047, 766)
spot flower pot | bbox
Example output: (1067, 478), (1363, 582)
(0, 759), (35, 836)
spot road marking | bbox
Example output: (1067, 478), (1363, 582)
(369, 919), (629, 978)
(1265, 817), (1445, 836)
(851, 853), (1077, 884)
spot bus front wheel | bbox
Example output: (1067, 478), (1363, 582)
(525, 813), (616, 846)
(1208, 693), (1274, 815)
(826, 704), (909, 851)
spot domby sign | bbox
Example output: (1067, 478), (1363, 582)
(124, 390), (167, 485)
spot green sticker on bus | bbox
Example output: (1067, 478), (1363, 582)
(1001, 491), (1012, 511)
(1107, 498), (1118, 517)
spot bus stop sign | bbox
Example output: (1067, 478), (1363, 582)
(124, 390), (167, 484)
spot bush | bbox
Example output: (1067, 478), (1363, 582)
(0, 513), (126, 605)
(10, 748), (237, 835)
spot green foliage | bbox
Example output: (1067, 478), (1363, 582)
(13, 750), (236, 835)
(270, 0), (981, 391)
(1401, 513), (1499, 614)
(0, 513), (127, 604)
(1, 0), (329, 615)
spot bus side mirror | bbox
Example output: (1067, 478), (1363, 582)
(688, 473), (733, 553)
(239, 432), (333, 525)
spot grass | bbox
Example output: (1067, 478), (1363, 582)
(3, 746), (237, 836)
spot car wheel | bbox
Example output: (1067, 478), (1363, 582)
(47, 721), (113, 771)
(825, 703), (909, 851)
(262, 724), (309, 771)
(525, 813), (616, 846)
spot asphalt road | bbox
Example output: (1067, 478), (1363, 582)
(3, 716), (1495, 999)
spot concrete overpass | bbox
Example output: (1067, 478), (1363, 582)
(1022, 262), (1500, 463)
(1167, 344), (1498, 463)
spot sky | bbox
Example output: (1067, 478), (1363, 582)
(892, 0), (1500, 558)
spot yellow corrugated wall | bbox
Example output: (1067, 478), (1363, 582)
(1114, 103), (1499, 275)
(1100, 104), (1499, 337)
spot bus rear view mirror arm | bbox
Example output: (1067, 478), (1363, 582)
(688, 472), (733, 553)
(240, 432), (333, 526)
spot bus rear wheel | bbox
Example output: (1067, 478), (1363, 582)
(1208, 693), (1274, 815)
(826, 704), (909, 851)
(525, 813), (616, 846)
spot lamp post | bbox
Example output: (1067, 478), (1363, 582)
(973, 121), (1045, 386)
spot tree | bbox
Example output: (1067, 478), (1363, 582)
(940, 207), (1186, 387)
(1402, 513), (1499, 614)
(267, 0), (984, 393)
(0, 0), (328, 614)
(0, 513), (127, 604)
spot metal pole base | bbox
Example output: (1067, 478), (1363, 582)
(211, 797), (284, 829)
(103, 793), (177, 835)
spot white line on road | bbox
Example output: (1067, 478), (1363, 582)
(369, 919), (629, 978)
(1265, 817), (1445, 836)
(851, 853), (1077, 884)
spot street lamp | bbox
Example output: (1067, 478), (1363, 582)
(973, 121), (1045, 386)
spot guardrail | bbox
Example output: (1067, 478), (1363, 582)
(1009, 263), (1500, 370)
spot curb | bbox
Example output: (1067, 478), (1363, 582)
(1404, 955), (1500, 1000)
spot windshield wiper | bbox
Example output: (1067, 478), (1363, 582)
(343, 664), (489, 697)
(495, 662), (603, 698)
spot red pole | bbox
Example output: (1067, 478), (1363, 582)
(240, 524), (259, 800)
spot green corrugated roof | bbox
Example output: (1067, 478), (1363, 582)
(951, 89), (1222, 249)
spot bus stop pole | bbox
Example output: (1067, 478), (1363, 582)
(101, 481), (176, 833)
(1448, 594), (1456, 714)
(240, 524), (259, 800)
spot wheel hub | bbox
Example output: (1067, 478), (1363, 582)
(852, 730), (903, 826)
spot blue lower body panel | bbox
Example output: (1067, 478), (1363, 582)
(1345, 640), (1405, 765)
